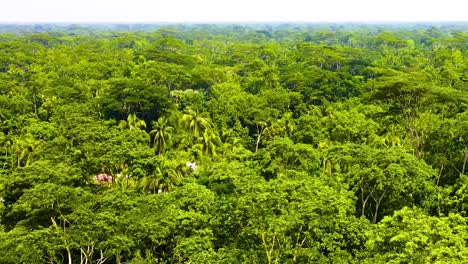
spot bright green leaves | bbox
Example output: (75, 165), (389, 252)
(256, 138), (321, 179)
(180, 109), (212, 139)
(0, 25), (466, 263)
(204, 162), (366, 263)
(150, 116), (175, 155)
(365, 207), (468, 263)
(326, 144), (437, 223)
(0, 227), (63, 264)
(104, 77), (173, 121)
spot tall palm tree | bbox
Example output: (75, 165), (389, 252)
(180, 109), (211, 139)
(149, 117), (175, 155)
(199, 129), (221, 156)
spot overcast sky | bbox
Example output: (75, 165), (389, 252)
(0, 0), (467, 23)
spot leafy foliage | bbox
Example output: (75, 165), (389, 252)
(0, 23), (467, 263)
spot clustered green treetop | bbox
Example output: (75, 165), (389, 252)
(0, 24), (467, 263)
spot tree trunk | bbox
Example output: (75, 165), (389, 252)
(372, 190), (387, 224)
(437, 164), (444, 186)
(67, 248), (72, 264)
(462, 148), (468, 175)
(255, 133), (262, 153)
(261, 232), (275, 264)
(96, 250), (106, 264)
(361, 185), (376, 217)
(255, 124), (266, 153)
(33, 95), (38, 115)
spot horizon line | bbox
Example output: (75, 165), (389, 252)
(1, 20), (468, 25)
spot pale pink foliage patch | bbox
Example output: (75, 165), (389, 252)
(94, 174), (113, 184)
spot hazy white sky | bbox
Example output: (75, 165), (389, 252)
(0, 0), (467, 23)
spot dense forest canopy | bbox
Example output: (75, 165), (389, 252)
(0, 23), (467, 263)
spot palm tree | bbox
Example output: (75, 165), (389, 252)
(149, 117), (175, 155)
(221, 128), (243, 147)
(263, 112), (296, 141)
(119, 113), (147, 130)
(139, 173), (163, 194)
(14, 135), (42, 167)
(163, 166), (183, 191)
(139, 160), (184, 193)
(180, 109), (211, 139)
(280, 112), (296, 138)
(154, 162), (184, 193)
(199, 129), (221, 156)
